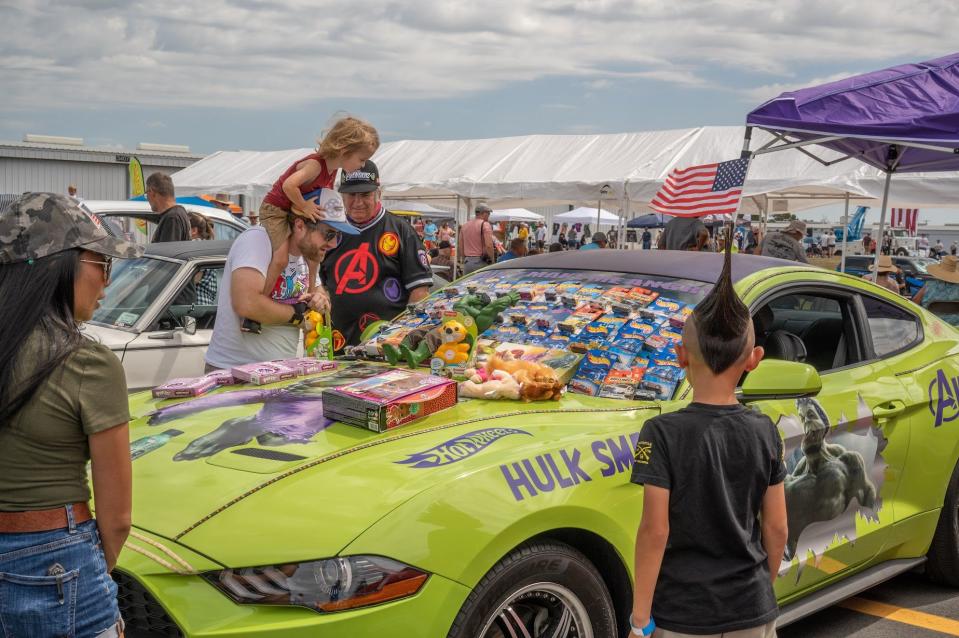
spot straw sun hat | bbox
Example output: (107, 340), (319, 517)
(928, 255), (959, 284)
(867, 255), (897, 274)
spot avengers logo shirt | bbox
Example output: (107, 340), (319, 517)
(321, 207), (433, 347)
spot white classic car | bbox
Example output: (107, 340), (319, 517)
(83, 240), (229, 391)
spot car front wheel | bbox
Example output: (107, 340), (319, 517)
(447, 540), (617, 638)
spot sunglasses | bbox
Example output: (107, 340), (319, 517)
(80, 256), (113, 282)
(320, 228), (342, 245)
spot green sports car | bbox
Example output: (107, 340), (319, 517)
(115, 250), (959, 637)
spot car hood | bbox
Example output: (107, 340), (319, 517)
(80, 323), (138, 351)
(126, 363), (659, 566)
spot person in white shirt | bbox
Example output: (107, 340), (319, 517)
(205, 213), (352, 370)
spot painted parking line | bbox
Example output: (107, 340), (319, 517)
(839, 597), (959, 636)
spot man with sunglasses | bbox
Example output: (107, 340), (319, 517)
(205, 207), (358, 371)
(321, 160), (433, 349)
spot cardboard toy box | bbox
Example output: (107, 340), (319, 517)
(231, 362), (298, 385)
(322, 369), (458, 433)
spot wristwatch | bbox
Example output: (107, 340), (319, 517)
(287, 301), (308, 326)
(629, 617), (656, 637)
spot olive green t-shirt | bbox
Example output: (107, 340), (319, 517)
(0, 335), (130, 511)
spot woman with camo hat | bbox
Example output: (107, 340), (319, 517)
(0, 193), (142, 637)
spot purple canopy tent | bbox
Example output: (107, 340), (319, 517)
(744, 51), (959, 272)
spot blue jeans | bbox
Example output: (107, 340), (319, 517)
(0, 506), (122, 638)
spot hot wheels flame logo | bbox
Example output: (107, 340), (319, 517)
(395, 428), (532, 469)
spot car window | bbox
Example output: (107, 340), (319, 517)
(90, 257), (181, 328)
(212, 221), (242, 241)
(154, 265), (223, 331)
(860, 295), (920, 357)
(756, 293), (857, 372)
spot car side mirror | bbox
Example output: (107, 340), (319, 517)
(184, 315), (197, 335)
(740, 359), (821, 401)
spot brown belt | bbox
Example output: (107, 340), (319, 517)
(0, 503), (93, 533)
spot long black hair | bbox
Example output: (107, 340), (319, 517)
(0, 249), (84, 425)
(690, 222), (751, 374)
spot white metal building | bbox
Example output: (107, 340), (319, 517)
(0, 136), (204, 206)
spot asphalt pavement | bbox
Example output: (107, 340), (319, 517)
(779, 571), (959, 637)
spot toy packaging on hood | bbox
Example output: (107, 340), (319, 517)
(598, 368), (646, 399)
(460, 352), (565, 402)
(152, 376), (219, 399)
(303, 310), (334, 359)
(472, 340), (583, 385)
(231, 362), (298, 385)
(203, 369), (238, 386)
(274, 358), (337, 376)
(322, 369), (458, 432)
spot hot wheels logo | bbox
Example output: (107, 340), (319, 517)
(395, 428), (532, 469)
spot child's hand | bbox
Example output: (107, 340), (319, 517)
(298, 197), (327, 222)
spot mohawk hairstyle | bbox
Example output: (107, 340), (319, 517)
(689, 223), (752, 374)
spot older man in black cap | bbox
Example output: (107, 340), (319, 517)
(320, 160), (433, 350)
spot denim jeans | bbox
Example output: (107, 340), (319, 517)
(0, 506), (122, 638)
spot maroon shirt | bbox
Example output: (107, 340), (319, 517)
(263, 153), (335, 210)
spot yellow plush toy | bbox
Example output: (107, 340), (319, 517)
(433, 320), (471, 364)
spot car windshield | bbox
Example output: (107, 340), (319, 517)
(913, 258), (936, 274)
(358, 267), (712, 401)
(90, 256), (181, 329)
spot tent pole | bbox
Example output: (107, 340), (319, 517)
(840, 193), (850, 273)
(872, 171), (893, 275)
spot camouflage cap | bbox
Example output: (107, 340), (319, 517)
(0, 193), (143, 264)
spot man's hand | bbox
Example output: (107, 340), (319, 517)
(300, 287), (331, 314)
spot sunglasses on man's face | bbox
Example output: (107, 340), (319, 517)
(320, 228), (342, 245)
(80, 256), (113, 282)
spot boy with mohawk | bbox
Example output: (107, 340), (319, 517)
(629, 226), (788, 637)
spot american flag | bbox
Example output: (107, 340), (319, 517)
(890, 208), (918, 234)
(650, 157), (750, 218)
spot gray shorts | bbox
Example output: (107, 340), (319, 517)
(654, 620), (777, 638)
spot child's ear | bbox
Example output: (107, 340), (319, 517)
(743, 346), (764, 372)
(675, 342), (690, 369)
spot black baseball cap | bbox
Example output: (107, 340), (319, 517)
(338, 159), (380, 193)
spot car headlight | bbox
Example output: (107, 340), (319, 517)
(204, 555), (429, 612)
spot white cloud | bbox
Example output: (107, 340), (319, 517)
(0, 0), (956, 112)
(741, 72), (856, 104)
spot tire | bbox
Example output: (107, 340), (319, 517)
(895, 248), (908, 256)
(927, 461), (959, 586)
(447, 540), (617, 638)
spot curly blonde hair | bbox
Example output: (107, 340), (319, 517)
(317, 116), (380, 160)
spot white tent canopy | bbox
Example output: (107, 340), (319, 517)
(489, 208), (543, 222)
(171, 127), (959, 216)
(555, 207), (621, 225)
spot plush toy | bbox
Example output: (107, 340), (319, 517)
(433, 320), (471, 364)
(487, 353), (564, 402)
(459, 367), (522, 400)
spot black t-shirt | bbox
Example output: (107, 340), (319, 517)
(321, 207), (433, 348)
(630, 402), (786, 634)
(152, 205), (191, 243)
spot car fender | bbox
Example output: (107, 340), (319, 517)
(341, 439), (644, 589)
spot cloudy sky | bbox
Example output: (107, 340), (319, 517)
(2, 0), (956, 156)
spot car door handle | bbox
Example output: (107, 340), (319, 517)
(872, 400), (906, 421)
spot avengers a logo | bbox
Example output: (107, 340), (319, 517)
(395, 428), (532, 469)
(929, 368), (959, 427)
(378, 232), (399, 257)
(334, 243), (379, 294)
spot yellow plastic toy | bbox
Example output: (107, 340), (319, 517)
(303, 310), (332, 358)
